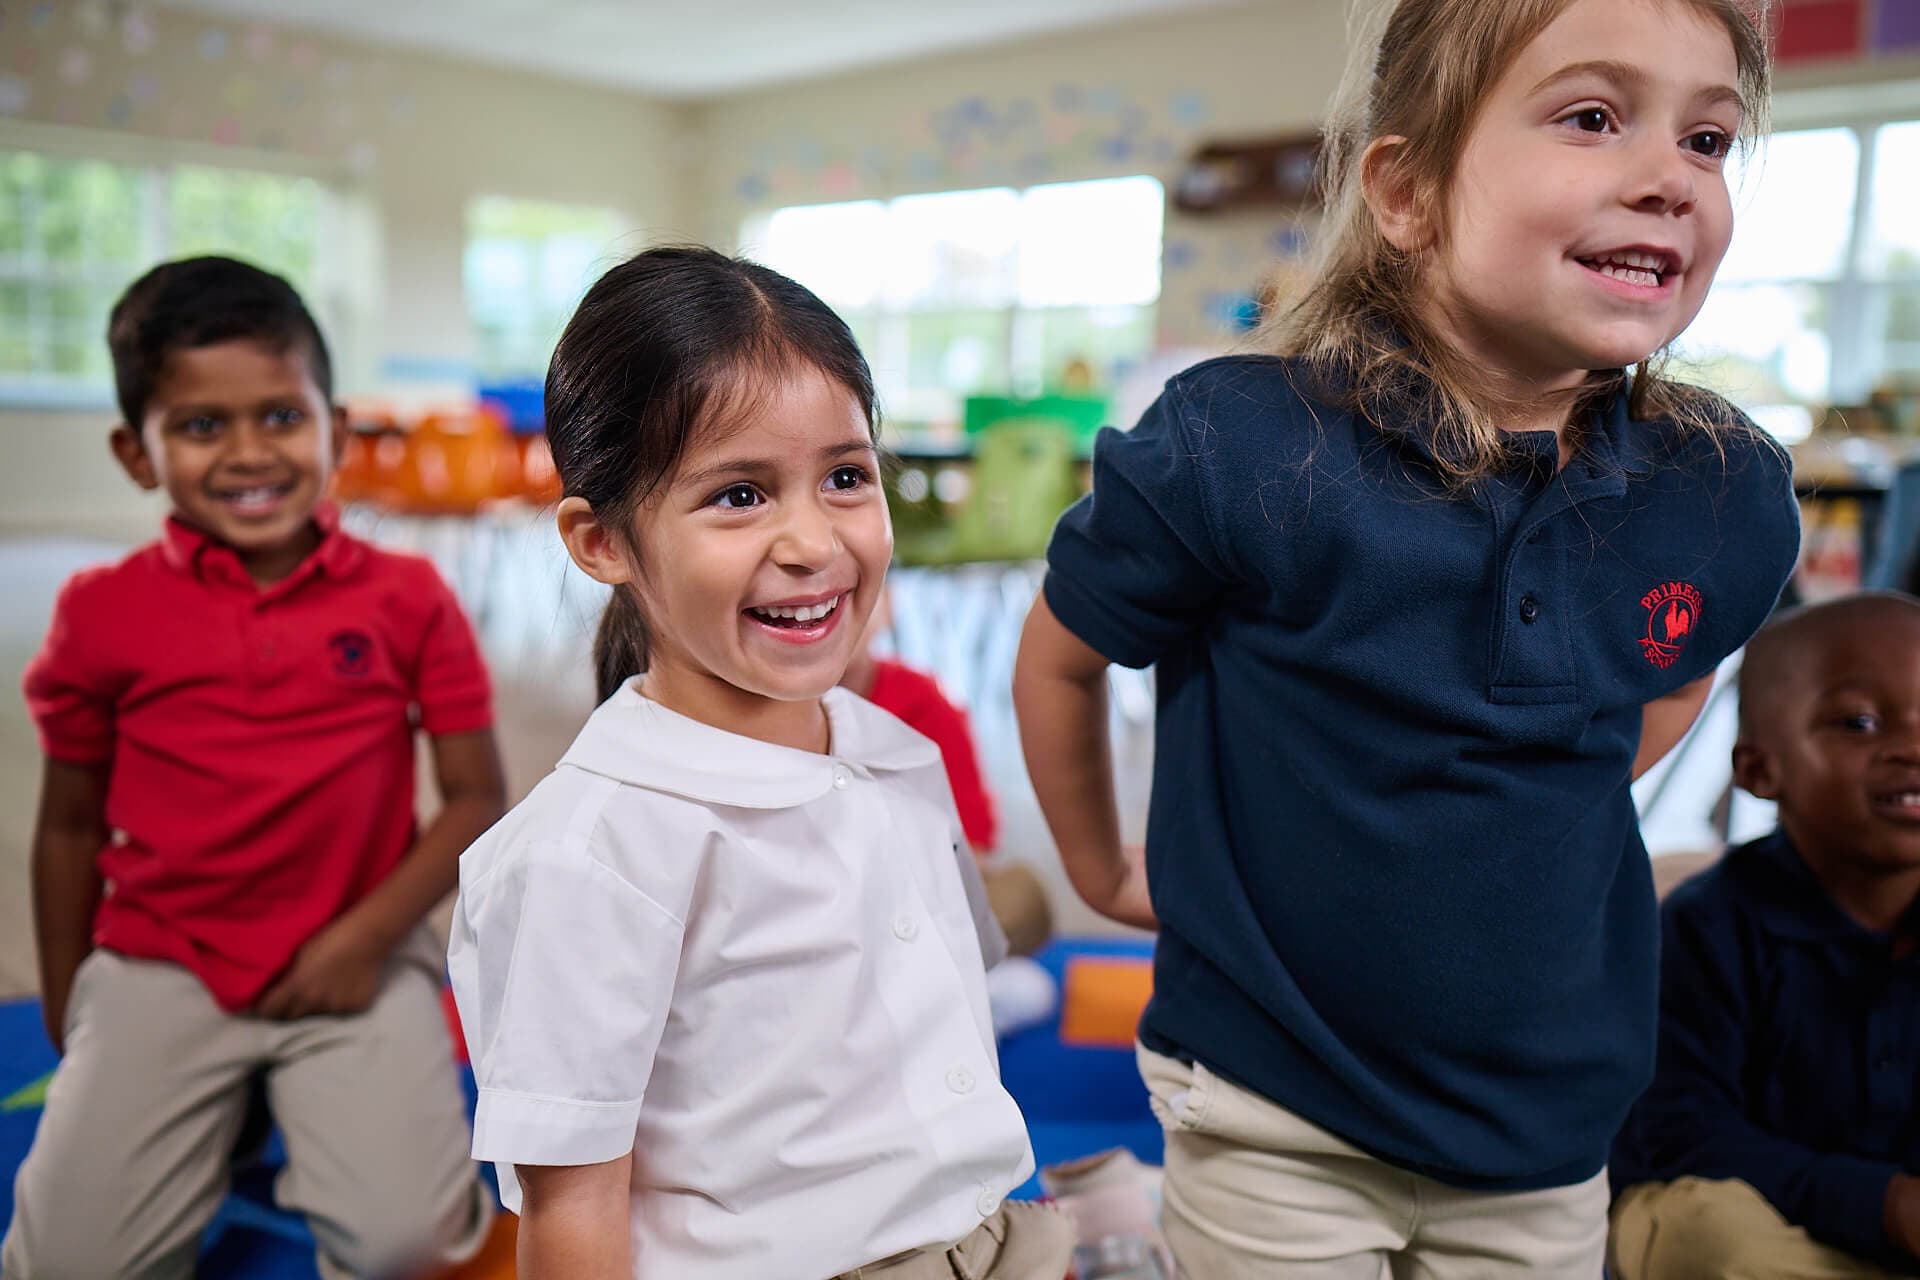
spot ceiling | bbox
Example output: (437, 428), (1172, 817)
(153, 0), (1245, 100)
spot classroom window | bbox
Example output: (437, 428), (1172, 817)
(743, 175), (1165, 425)
(0, 146), (330, 404)
(464, 198), (630, 383)
(1673, 118), (1920, 438)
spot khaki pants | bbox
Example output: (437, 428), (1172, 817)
(1, 938), (492, 1280)
(1139, 1045), (1610, 1279)
(834, 1201), (1075, 1280)
(1610, 1177), (1901, 1280)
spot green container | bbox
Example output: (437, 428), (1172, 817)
(963, 394), (1109, 445)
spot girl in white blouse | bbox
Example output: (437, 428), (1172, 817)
(447, 247), (1071, 1280)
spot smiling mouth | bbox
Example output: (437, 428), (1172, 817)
(746, 594), (844, 629)
(1871, 788), (1920, 818)
(212, 482), (295, 514)
(1576, 251), (1676, 290)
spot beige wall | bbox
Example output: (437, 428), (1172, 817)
(0, 1), (689, 537)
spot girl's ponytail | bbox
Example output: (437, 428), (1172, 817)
(594, 587), (649, 704)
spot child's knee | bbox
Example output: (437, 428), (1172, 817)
(313, 1175), (491, 1279)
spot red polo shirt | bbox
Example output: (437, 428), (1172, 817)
(24, 504), (492, 1012)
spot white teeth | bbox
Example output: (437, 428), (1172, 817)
(1596, 263), (1661, 287)
(751, 595), (841, 623)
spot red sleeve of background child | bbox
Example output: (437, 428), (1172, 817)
(404, 559), (494, 737)
(868, 658), (998, 854)
(23, 570), (119, 765)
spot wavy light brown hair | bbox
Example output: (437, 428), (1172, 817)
(1259, 0), (1772, 488)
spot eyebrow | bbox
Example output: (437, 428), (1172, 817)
(675, 439), (876, 492)
(1530, 58), (1744, 116)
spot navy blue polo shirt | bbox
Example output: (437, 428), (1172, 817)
(1043, 355), (1800, 1190)
(1612, 831), (1920, 1268)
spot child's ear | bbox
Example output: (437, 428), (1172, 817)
(1731, 740), (1779, 800)
(1360, 136), (1434, 253)
(556, 496), (634, 587)
(109, 424), (161, 491)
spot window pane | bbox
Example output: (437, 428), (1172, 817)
(1018, 176), (1164, 307)
(904, 309), (1009, 397)
(1029, 303), (1157, 389)
(464, 197), (626, 381)
(170, 165), (321, 290)
(1672, 281), (1831, 404)
(757, 200), (887, 308)
(1718, 128), (1859, 284)
(1866, 121), (1920, 279)
(1871, 284), (1920, 385)
(883, 188), (1018, 310)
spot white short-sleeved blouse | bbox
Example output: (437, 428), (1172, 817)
(447, 682), (1033, 1280)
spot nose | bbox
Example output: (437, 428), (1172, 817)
(1624, 135), (1698, 217)
(221, 419), (276, 468)
(770, 496), (838, 570)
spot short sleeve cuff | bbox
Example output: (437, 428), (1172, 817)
(1041, 570), (1161, 670)
(420, 692), (493, 737)
(35, 726), (114, 766)
(471, 1088), (641, 1169)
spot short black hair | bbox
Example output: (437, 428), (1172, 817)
(107, 256), (333, 425)
(1737, 591), (1920, 738)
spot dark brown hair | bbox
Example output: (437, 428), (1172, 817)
(543, 246), (878, 702)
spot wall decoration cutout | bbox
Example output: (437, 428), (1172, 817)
(0, 73), (30, 116)
(120, 9), (154, 54)
(198, 26), (228, 59)
(57, 47), (89, 84)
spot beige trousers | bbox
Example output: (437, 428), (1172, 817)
(1139, 1045), (1610, 1279)
(1, 938), (491, 1280)
(1610, 1177), (1902, 1280)
(833, 1201), (1076, 1280)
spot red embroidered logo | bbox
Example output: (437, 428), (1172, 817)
(1640, 582), (1703, 669)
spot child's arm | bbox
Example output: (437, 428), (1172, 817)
(254, 727), (506, 1020)
(516, 1155), (635, 1279)
(29, 757), (110, 1052)
(1013, 592), (1154, 930)
(1888, 1176), (1920, 1263)
(1631, 672), (1716, 780)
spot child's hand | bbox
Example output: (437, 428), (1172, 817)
(252, 918), (388, 1020)
(1888, 1174), (1920, 1260)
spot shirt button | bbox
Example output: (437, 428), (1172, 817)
(1526, 528), (1543, 544)
(976, 1188), (1000, 1217)
(832, 766), (851, 790)
(1519, 594), (1540, 624)
(946, 1066), (976, 1095)
(893, 913), (919, 942)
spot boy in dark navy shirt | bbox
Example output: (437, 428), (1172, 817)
(1611, 593), (1920, 1279)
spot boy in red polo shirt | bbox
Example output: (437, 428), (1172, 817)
(3, 257), (506, 1280)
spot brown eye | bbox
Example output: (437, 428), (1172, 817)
(1685, 130), (1732, 160)
(711, 483), (761, 510)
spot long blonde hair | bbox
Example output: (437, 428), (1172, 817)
(1260, 0), (1772, 489)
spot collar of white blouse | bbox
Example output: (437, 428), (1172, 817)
(558, 678), (942, 810)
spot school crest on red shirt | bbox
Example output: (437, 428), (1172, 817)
(1639, 582), (1702, 670)
(328, 629), (375, 677)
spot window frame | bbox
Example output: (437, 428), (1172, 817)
(0, 119), (368, 410)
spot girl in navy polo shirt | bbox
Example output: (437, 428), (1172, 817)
(1016, 0), (1800, 1276)
(447, 248), (1070, 1280)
